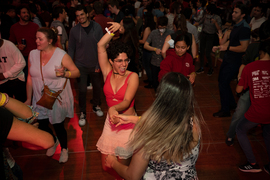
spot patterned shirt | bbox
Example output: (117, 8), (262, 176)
(146, 29), (174, 67)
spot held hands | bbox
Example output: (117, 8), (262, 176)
(105, 154), (117, 168)
(111, 114), (132, 127)
(108, 106), (119, 124)
(155, 48), (161, 55)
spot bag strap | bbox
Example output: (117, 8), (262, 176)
(39, 51), (68, 91)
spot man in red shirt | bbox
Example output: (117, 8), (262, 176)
(93, 1), (113, 34)
(9, 5), (39, 79)
(236, 39), (270, 174)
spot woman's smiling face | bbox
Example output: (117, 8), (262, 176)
(110, 53), (130, 75)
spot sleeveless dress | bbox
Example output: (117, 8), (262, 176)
(142, 140), (200, 180)
(96, 70), (135, 159)
(29, 48), (74, 124)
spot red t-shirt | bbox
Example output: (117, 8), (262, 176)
(9, 22), (39, 57)
(158, 49), (195, 81)
(238, 60), (270, 124)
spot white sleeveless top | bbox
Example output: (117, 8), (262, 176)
(29, 48), (74, 124)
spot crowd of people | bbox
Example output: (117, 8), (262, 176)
(0, 0), (270, 179)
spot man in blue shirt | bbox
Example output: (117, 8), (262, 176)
(212, 2), (250, 117)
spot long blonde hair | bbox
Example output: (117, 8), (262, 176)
(128, 72), (201, 163)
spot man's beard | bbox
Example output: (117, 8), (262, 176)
(21, 16), (29, 22)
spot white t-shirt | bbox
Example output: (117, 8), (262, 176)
(250, 16), (267, 31)
(0, 40), (26, 84)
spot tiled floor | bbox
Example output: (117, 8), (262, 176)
(10, 60), (270, 179)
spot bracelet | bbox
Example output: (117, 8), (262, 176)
(191, 72), (196, 76)
(2, 93), (9, 107)
(68, 71), (71, 78)
(154, 48), (157, 52)
(105, 27), (115, 36)
(0, 93), (7, 106)
(138, 116), (141, 122)
(219, 36), (222, 39)
(227, 46), (230, 51)
(17, 105), (39, 124)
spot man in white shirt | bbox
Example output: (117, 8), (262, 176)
(0, 39), (26, 102)
(250, 4), (267, 31)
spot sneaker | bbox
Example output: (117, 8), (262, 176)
(87, 83), (93, 90)
(239, 162), (262, 173)
(46, 139), (59, 156)
(207, 68), (214, 76)
(59, 148), (68, 163)
(213, 110), (231, 117)
(93, 106), (104, 117)
(225, 137), (234, 146)
(79, 112), (86, 126)
(196, 67), (204, 74)
(264, 164), (270, 175)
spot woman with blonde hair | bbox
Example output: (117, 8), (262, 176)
(106, 72), (201, 179)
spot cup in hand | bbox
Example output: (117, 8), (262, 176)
(55, 65), (64, 77)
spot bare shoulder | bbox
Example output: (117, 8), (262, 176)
(128, 71), (139, 81)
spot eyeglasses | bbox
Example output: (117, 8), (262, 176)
(114, 59), (130, 64)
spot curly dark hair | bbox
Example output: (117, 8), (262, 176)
(107, 40), (133, 61)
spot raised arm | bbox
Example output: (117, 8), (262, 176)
(97, 22), (122, 80)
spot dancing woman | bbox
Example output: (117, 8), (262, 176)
(106, 72), (201, 180)
(25, 27), (80, 163)
(96, 22), (139, 179)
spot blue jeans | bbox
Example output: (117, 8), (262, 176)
(218, 61), (241, 112)
(226, 90), (250, 138)
(236, 117), (270, 163)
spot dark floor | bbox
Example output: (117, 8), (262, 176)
(10, 60), (270, 180)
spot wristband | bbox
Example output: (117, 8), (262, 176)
(68, 71), (71, 78)
(105, 27), (115, 36)
(0, 93), (6, 106)
(138, 116), (141, 122)
(227, 46), (230, 51)
(3, 93), (9, 107)
(191, 72), (196, 76)
(154, 48), (157, 52)
(219, 36), (222, 39)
